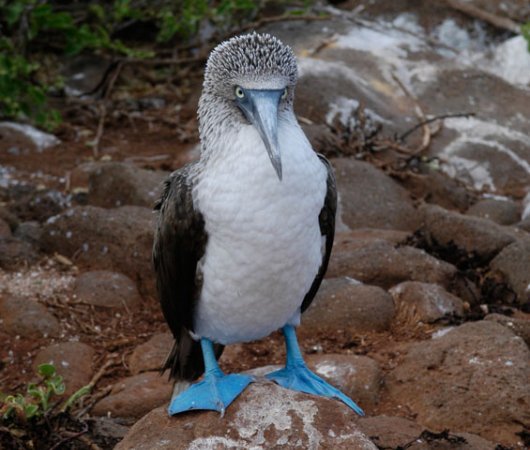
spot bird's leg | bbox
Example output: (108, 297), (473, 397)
(265, 325), (364, 415)
(168, 338), (253, 416)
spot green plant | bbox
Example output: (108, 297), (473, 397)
(0, 0), (264, 130)
(522, 22), (530, 52)
(0, 363), (90, 423)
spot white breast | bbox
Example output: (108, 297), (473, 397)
(194, 114), (327, 344)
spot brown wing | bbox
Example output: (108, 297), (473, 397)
(153, 164), (222, 380)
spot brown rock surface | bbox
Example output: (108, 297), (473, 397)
(390, 281), (465, 325)
(420, 204), (515, 259)
(488, 240), (530, 304)
(115, 381), (377, 450)
(91, 372), (173, 419)
(0, 294), (60, 337)
(87, 162), (168, 209)
(485, 313), (530, 346)
(401, 169), (474, 212)
(302, 279), (395, 333)
(41, 205), (154, 295)
(466, 198), (521, 225)
(0, 236), (38, 269)
(358, 415), (497, 450)
(385, 321), (530, 445)
(14, 221), (43, 247)
(0, 218), (11, 237)
(332, 158), (420, 231)
(129, 332), (173, 374)
(73, 270), (142, 309)
(33, 342), (95, 395)
(306, 353), (382, 412)
(328, 239), (457, 289)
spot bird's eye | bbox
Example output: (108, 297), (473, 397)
(281, 88), (288, 100)
(235, 86), (245, 99)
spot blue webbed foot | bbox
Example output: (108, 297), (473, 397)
(168, 338), (253, 416)
(168, 372), (253, 415)
(266, 362), (364, 415)
(266, 324), (364, 416)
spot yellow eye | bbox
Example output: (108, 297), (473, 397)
(235, 86), (245, 98)
(281, 88), (288, 100)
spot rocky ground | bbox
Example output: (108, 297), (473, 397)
(1, 1), (530, 449)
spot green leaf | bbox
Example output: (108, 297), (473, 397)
(4, 2), (26, 27)
(89, 4), (106, 21)
(37, 363), (56, 378)
(113, 0), (132, 22)
(157, 10), (179, 43)
(522, 22), (530, 53)
(23, 404), (39, 419)
(48, 376), (65, 395)
(27, 383), (40, 398)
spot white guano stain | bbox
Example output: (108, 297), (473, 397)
(187, 437), (260, 450)
(234, 384), (322, 449)
(315, 363), (338, 379)
(439, 117), (530, 191)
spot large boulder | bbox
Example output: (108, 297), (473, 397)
(488, 240), (530, 305)
(33, 342), (95, 396)
(357, 415), (498, 450)
(115, 381), (377, 450)
(332, 159), (420, 231)
(0, 236), (39, 269)
(41, 206), (154, 295)
(390, 281), (465, 325)
(485, 313), (530, 347)
(328, 239), (457, 289)
(87, 162), (168, 209)
(73, 271), (142, 309)
(0, 218), (11, 238)
(129, 332), (173, 374)
(302, 278), (395, 334)
(91, 372), (173, 420)
(0, 294), (60, 338)
(385, 321), (530, 446)
(420, 204), (516, 260)
(465, 198), (521, 225)
(306, 353), (382, 413)
(262, 13), (530, 196)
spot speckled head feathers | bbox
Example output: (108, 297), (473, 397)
(203, 32), (298, 93)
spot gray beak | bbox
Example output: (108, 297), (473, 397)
(236, 89), (283, 181)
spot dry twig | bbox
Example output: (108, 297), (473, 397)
(446, 0), (521, 33)
(399, 112), (475, 142)
(391, 72), (430, 155)
(237, 14), (330, 33)
(90, 61), (124, 157)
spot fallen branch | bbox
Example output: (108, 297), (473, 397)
(237, 14), (330, 33)
(87, 354), (119, 390)
(391, 73), (430, 155)
(399, 112), (475, 142)
(446, 0), (521, 33)
(90, 61), (124, 157)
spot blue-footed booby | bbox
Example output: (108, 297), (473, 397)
(153, 32), (363, 416)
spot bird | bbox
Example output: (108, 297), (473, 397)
(153, 32), (363, 416)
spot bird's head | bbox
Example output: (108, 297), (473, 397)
(199, 32), (298, 181)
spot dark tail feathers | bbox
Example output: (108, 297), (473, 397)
(163, 330), (224, 381)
